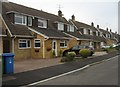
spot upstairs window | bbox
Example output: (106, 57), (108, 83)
(96, 31), (99, 36)
(28, 16), (32, 26)
(83, 28), (87, 34)
(69, 25), (74, 32)
(100, 32), (103, 37)
(58, 22), (64, 31)
(15, 14), (27, 25)
(60, 40), (67, 48)
(19, 39), (31, 49)
(90, 30), (93, 35)
(38, 19), (47, 28)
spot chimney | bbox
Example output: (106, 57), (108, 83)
(97, 25), (99, 28)
(71, 14), (75, 21)
(91, 22), (94, 27)
(106, 28), (108, 31)
(58, 10), (62, 17)
(110, 29), (112, 32)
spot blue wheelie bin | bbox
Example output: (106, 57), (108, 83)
(2, 53), (14, 74)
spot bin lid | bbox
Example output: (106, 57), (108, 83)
(2, 53), (14, 57)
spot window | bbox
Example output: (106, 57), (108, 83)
(96, 31), (98, 36)
(83, 28), (87, 34)
(34, 39), (41, 48)
(15, 14), (27, 25)
(88, 30), (90, 35)
(58, 22), (64, 31)
(69, 25), (74, 32)
(60, 40), (67, 48)
(38, 19), (47, 28)
(67, 25), (70, 32)
(100, 32), (102, 37)
(28, 16), (32, 26)
(90, 30), (93, 35)
(19, 39), (31, 48)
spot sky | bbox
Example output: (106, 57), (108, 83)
(8, 0), (119, 33)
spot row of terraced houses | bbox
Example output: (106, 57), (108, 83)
(0, 1), (120, 60)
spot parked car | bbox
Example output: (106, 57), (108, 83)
(101, 45), (110, 49)
(115, 43), (120, 50)
(63, 45), (94, 56)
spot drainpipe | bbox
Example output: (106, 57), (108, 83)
(12, 36), (16, 53)
(43, 38), (49, 58)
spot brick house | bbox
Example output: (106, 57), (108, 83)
(99, 28), (118, 46)
(65, 15), (106, 50)
(2, 2), (72, 60)
(1, 1), (119, 61)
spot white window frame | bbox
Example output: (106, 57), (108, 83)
(60, 40), (67, 48)
(15, 14), (27, 25)
(58, 22), (64, 31)
(18, 39), (31, 49)
(38, 19), (47, 28)
(34, 39), (41, 48)
(67, 25), (70, 32)
(90, 30), (93, 35)
(84, 28), (87, 34)
(28, 16), (32, 26)
(69, 25), (74, 32)
(100, 32), (103, 37)
(96, 31), (98, 36)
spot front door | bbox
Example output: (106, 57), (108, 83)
(52, 40), (57, 56)
(3, 39), (10, 53)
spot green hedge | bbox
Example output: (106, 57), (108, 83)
(79, 49), (91, 58)
(61, 52), (76, 62)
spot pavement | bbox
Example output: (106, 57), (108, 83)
(14, 52), (107, 74)
(2, 51), (118, 86)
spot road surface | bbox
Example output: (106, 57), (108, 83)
(38, 56), (118, 85)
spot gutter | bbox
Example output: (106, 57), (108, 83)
(12, 36), (16, 53)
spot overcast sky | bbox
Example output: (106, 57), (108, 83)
(8, 0), (119, 33)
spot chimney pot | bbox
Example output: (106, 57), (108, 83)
(91, 22), (94, 27)
(58, 10), (62, 17)
(71, 14), (75, 21)
(106, 28), (108, 31)
(110, 29), (112, 32)
(97, 25), (99, 28)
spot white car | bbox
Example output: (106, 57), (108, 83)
(101, 45), (110, 49)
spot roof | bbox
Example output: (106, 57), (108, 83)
(70, 20), (97, 32)
(29, 26), (71, 39)
(99, 28), (110, 34)
(2, 2), (69, 24)
(2, 2), (69, 38)
(0, 28), (7, 37)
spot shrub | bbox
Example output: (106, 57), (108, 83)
(79, 49), (91, 58)
(61, 52), (76, 62)
(59, 50), (63, 57)
(52, 50), (56, 57)
(106, 48), (116, 53)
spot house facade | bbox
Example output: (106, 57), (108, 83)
(65, 15), (106, 50)
(1, 1), (119, 60)
(2, 2), (72, 60)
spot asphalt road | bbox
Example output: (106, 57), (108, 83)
(38, 56), (118, 85)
